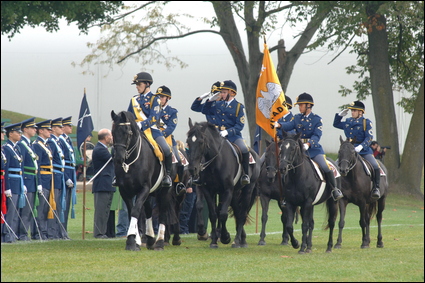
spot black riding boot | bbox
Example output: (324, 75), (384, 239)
(371, 168), (381, 200)
(162, 154), (172, 188)
(241, 152), (250, 186)
(325, 170), (343, 201)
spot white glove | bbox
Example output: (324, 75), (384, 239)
(37, 185), (43, 194)
(220, 130), (228, 137)
(303, 143), (310, 151)
(274, 121), (280, 128)
(355, 145), (363, 153)
(66, 179), (74, 188)
(209, 92), (220, 101)
(5, 189), (12, 198)
(338, 109), (349, 117)
(137, 121), (143, 130)
(199, 92), (210, 99)
(24, 186), (27, 194)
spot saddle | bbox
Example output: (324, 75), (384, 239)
(224, 140), (256, 186)
(359, 156), (386, 177)
(308, 159), (341, 205)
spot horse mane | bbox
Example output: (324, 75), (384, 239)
(187, 121), (219, 138)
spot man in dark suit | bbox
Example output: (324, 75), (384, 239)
(92, 129), (115, 239)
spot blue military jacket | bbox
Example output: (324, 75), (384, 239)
(32, 136), (53, 190)
(17, 136), (39, 193)
(59, 134), (76, 184)
(191, 99), (216, 124)
(47, 134), (65, 190)
(127, 91), (162, 138)
(3, 140), (23, 194)
(280, 112), (325, 158)
(160, 105), (178, 139)
(202, 99), (245, 143)
(333, 114), (373, 155)
(277, 111), (295, 139)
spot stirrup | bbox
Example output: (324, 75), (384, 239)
(175, 182), (186, 196)
(332, 188), (343, 201)
(280, 199), (286, 208)
(241, 174), (250, 186)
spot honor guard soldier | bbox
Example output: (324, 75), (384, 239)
(156, 85), (186, 196)
(275, 95), (296, 139)
(59, 116), (76, 238)
(1, 122), (8, 228)
(47, 117), (67, 239)
(191, 81), (221, 124)
(127, 72), (173, 187)
(32, 119), (54, 240)
(278, 92), (343, 202)
(333, 100), (381, 200)
(17, 118), (39, 241)
(2, 122), (24, 243)
(201, 80), (251, 186)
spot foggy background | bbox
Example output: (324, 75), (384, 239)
(1, 2), (411, 153)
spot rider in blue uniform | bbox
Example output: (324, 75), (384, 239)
(156, 85), (186, 196)
(127, 72), (173, 187)
(278, 92), (343, 201)
(333, 100), (381, 200)
(202, 80), (251, 185)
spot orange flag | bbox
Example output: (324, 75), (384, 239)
(256, 42), (288, 138)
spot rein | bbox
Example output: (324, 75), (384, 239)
(199, 136), (225, 171)
(281, 140), (305, 174)
(113, 122), (143, 173)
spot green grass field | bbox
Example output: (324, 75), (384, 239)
(1, 189), (423, 282)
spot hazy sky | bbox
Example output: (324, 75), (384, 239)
(1, 1), (411, 152)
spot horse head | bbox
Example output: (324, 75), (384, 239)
(186, 118), (222, 181)
(337, 135), (357, 176)
(111, 110), (138, 165)
(264, 139), (280, 183)
(278, 131), (303, 176)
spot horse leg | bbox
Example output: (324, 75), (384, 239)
(218, 190), (232, 245)
(258, 195), (270, 246)
(143, 200), (156, 250)
(326, 198), (338, 253)
(283, 204), (299, 250)
(376, 196), (385, 248)
(335, 199), (347, 249)
(195, 187), (208, 241)
(301, 205), (314, 254)
(125, 191), (149, 251)
(359, 203), (370, 248)
(203, 191), (219, 248)
(280, 203), (289, 246)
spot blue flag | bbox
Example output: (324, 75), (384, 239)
(77, 93), (94, 150)
(253, 125), (262, 155)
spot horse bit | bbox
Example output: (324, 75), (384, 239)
(114, 122), (142, 173)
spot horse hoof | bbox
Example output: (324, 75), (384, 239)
(163, 241), (170, 246)
(241, 243), (248, 248)
(220, 233), (231, 245)
(154, 247), (164, 251)
(326, 249), (332, 253)
(258, 241), (266, 246)
(231, 242), (241, 248)
(361, 245), (370, 249)
(125, 244), (141, 251)
(280, 241), (289, 246)
(210, 243), (219, 249)
(377, 244), (384, 248)
(306, 249), (312, 253)
(197, 232), (208, 241)
(292, 241), (300, 249)
(334, 244), (342, 249)
(172, 239), (182, 246)
(154, 240), (165, 250)
(298, 250), (305, 254)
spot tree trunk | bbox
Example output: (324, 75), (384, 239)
(366, 10), (402, 189)
(394, 79), (424, 199)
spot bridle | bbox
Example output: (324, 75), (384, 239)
(338, 143), (358, 172)
(280, 139), (304, 174)
(113, 121), (142, 173)
(195, 132), (225, 172)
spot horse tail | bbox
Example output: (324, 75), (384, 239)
(368, 201), (377, 220)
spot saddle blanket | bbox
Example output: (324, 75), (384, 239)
(172, 150), (189, 166)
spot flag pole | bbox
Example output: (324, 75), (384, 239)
(82, 87), (87, 240)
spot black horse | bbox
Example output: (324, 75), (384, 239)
(278, 131), (338, 254)
(186, 119), (261, 248)
(111, 110), (177, 251)
(257, 139), (299, 246)
(335, 136), (388, 249)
